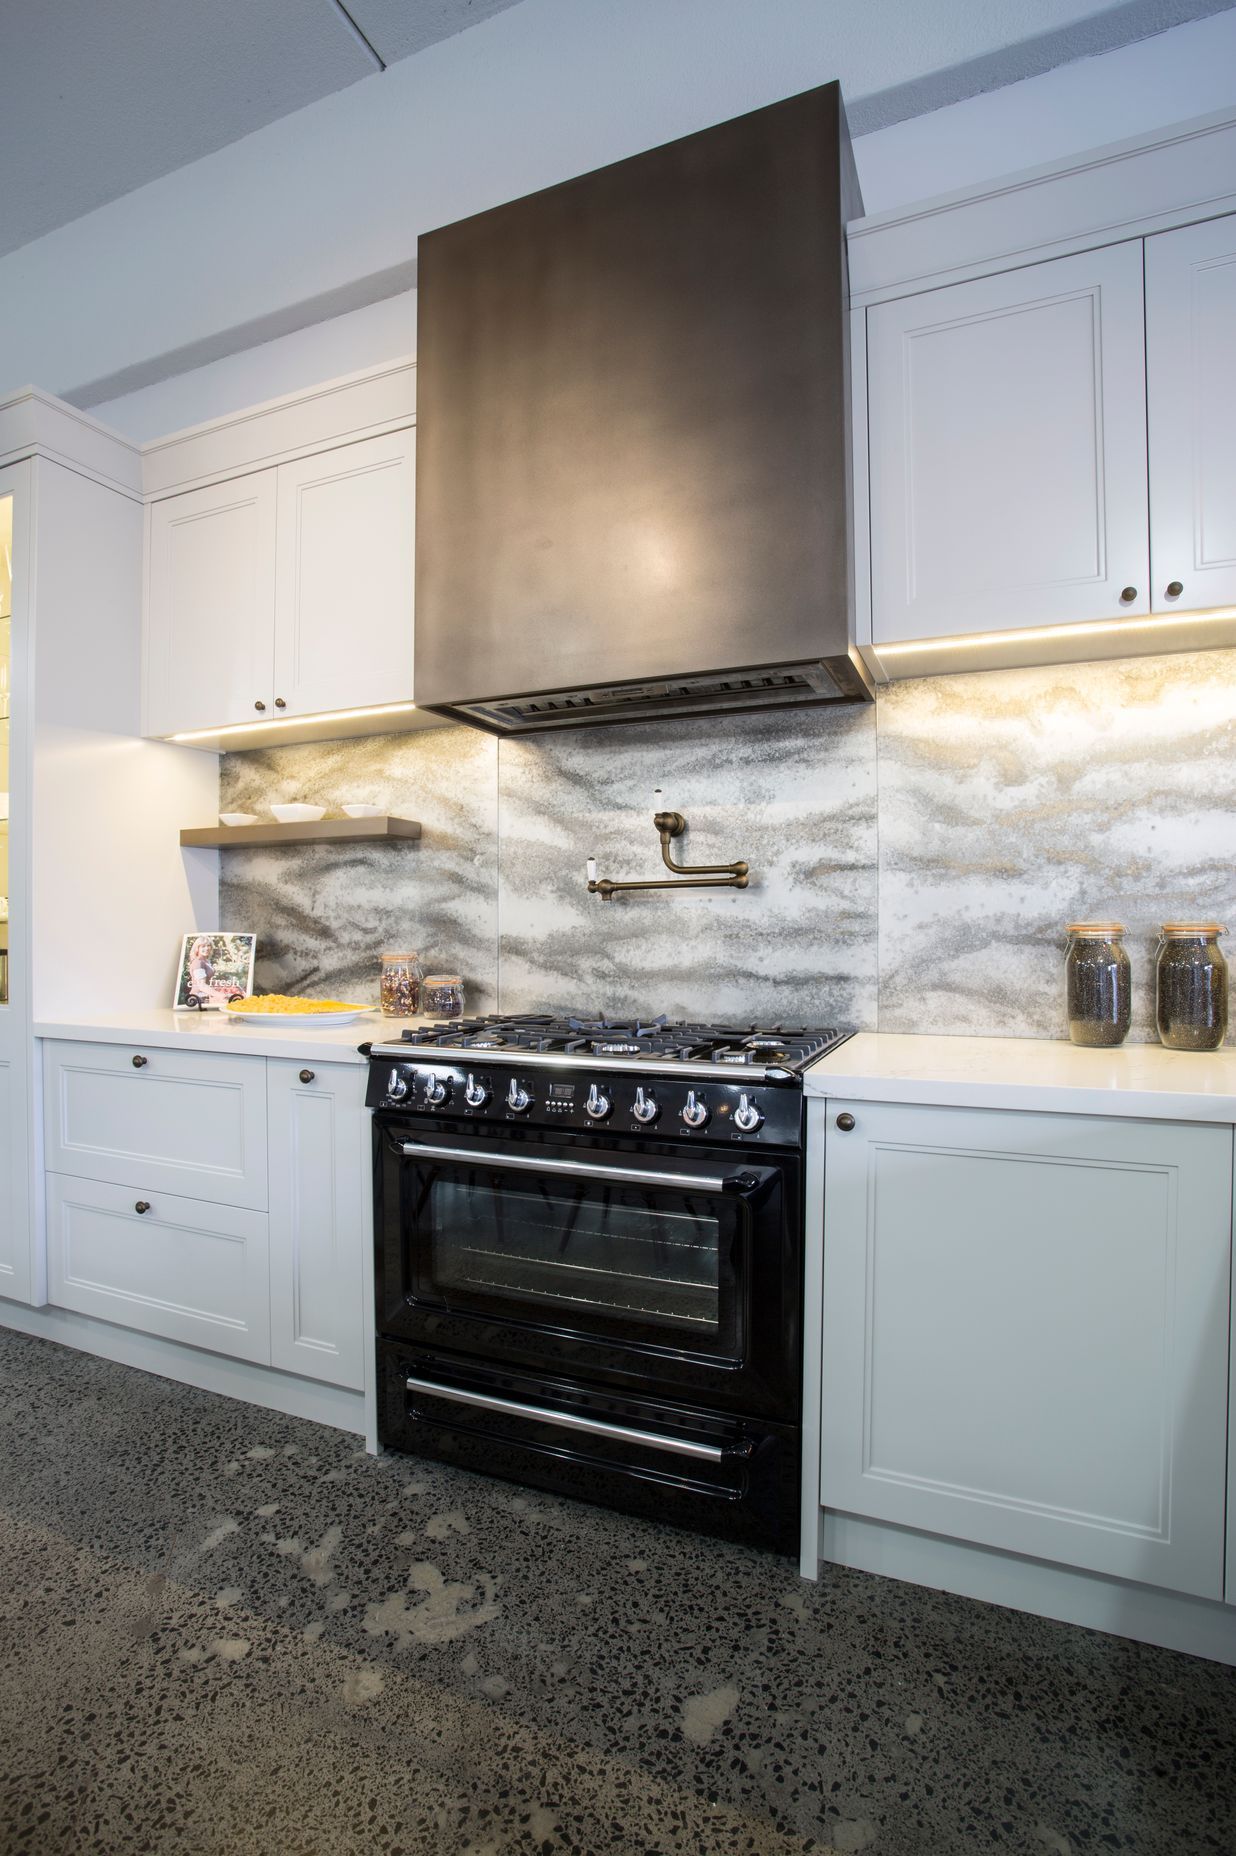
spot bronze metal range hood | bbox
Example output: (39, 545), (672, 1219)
(413, 82), (871, 735)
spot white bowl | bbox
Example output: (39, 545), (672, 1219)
(219, 811), (259, 828)
(271, 803), (326, 824)
(341, 802), (383, 818)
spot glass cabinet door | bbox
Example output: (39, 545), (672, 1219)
(0, 492), (10, 1005)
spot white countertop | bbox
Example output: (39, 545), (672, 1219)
(804, 1032), (1236, 1123)
(34, 1009), (432, 1065)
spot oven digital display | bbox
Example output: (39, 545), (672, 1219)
(548, 1083), (575, 1100)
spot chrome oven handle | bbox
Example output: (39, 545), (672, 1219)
(399, 1139), (771, 1197)
(406, 1376), (744, 1462)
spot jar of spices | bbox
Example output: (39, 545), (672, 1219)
(1156, 925), (1228, 1051)
(423, 974), (465, 1020)
(380, 951), (423, 1018)
(1064, 923), (1131, 1047)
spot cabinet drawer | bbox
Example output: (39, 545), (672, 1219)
(44, 1041), (268, 1209)
(47, 1174), (270, 1363)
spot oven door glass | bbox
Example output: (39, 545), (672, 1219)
(391, 1138), (778, 1363)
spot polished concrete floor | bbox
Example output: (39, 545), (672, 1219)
(0, 1330), (1233, 1856)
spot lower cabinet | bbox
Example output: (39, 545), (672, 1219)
(47, 1174), (270, 1362)
(820, 1101), (1232, 1601)
(267, 1059), (367, 1391)
(42, 1041), (369, 1390)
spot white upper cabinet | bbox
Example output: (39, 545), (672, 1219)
(272, 430), (415, 719)
(145, 470), (278, 735)
(867, 241), (1150, 646)
(820, 1100), (1232, 1600)
(1146, 216), (1236, 615)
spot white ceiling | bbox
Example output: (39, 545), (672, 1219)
(0, 0), (1231, 260)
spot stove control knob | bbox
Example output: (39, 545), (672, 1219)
(423, 1073), (448, 1107)
(464, 1072), (490, 1110)
(681, 1089), (710, 1129)
(385, 1069), (410, 1101)
(632, 1086), (660, 1125)
(506, 1078), (531, 1114)
(733, 1092), (764, 1134)
(585, 1082), (612, 1121)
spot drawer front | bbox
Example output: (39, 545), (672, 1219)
(47, 1174), (270, 1363)
(44, 1041), (268, 1209)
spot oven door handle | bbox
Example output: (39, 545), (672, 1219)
(398, 1140), (775, 1198)
(406, 1376), (752, 1462)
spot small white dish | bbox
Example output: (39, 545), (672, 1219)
(271, 803), (326, 824)
(219, 811), (259, 828)
(227, 1005), (372, 1026)
(341, 802), (383, 818)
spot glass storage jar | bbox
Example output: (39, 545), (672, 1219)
(423, 974), (465, 1019)
(1155, 924), (1228, 1051)
(1064, 923), (1131, 1047)
(379, 951), (423, 1018)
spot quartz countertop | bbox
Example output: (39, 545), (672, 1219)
(34, 1009), (435, 1065)
(803, 1032), (1236, 1124)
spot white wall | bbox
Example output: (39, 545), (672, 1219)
(6, 0), (1236, 426)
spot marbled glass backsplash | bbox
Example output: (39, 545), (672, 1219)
(218, 647), (1236, 1040)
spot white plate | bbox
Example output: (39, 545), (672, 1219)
(226, 1006), (374, 1026)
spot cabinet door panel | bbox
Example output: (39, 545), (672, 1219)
(47, 1173), (270, 1362)
(1147, 214), (1236, 613)
(868, 243), (1149, 644)
(821, 1101), (1230, 1599)
(145, 472), (276, 736)
(267, 1060), (367, 1389)
(273, 432), (414, 719)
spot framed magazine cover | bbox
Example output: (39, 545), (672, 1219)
(173, 932), (256, 1012)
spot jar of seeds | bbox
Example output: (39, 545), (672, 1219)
(1156, 925), (1228, 1051)
(423, 974), (465, 1020)
(380, 951), (423, 1017)
(1064, 923), (1131, 1047)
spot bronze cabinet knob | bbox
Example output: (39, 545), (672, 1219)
(299, 1069), (315, 1084)
(134, 1201), (151, 1215)
(835, 1112), (856, 1132)
(1165, 581), (1184, 599)
(131, 1054), (147, 1068)
(254, 700), (266, 712)
(1118, 586), (1138, 604)
(275, 697), (287, 709)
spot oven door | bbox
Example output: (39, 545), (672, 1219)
(375, 1125), (801, 1418)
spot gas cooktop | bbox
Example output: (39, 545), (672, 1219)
(374, 1013), (849, 1076)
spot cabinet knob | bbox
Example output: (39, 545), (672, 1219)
(1119, 587), (1137, 605)
(298, 1069), (315, 1084)
(131, 1054), (147, 1069)
(835, 1112), (856, 1132)
(134, 1200), (151, 1215)
(1165, 581), (1184, 600)
(275, 697), (287, 710)
(254, 700), (266, 712)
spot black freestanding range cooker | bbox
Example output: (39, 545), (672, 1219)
(364, 1015), (849, 1552)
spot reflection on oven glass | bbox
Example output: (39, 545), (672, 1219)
(430, 1181), (723, 1335)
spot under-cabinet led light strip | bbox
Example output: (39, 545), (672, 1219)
(877, 606), (1236, 659)
(169, 702), (419, 744)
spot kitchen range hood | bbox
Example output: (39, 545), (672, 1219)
(413, 82), (871, 734)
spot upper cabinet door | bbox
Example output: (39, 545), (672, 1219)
(145, 471), (277, 736)
(272, 431), (415, 719)
(1146, 215), (1236, 615)
(868, 242), (1150, 645)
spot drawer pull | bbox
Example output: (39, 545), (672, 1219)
(299, 1069), (315, 1084)
(132, 1054), (148, 1069)
(835, 1112), (855, 1132)
(134, 1200), (151, 1215)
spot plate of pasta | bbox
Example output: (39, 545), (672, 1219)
(226, 995), (373, 1026)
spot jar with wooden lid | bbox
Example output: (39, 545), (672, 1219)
(380, 951), (423, 1017)
(423, 974), (465, 1020)
(1064, 923), (1131, 1047)
(1156, 924), (1228, 1051)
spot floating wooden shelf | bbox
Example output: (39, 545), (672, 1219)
(180, 816), (422, 849)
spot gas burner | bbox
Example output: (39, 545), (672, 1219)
(590, 1039), (644, 1054)
(391, 1012), (849, 1075)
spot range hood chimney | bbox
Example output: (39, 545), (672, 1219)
(413, 82), (871, 734)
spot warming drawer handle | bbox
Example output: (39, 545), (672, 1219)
(405, 1376), (739, 1462)
(398, 1140), (772, 1197)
